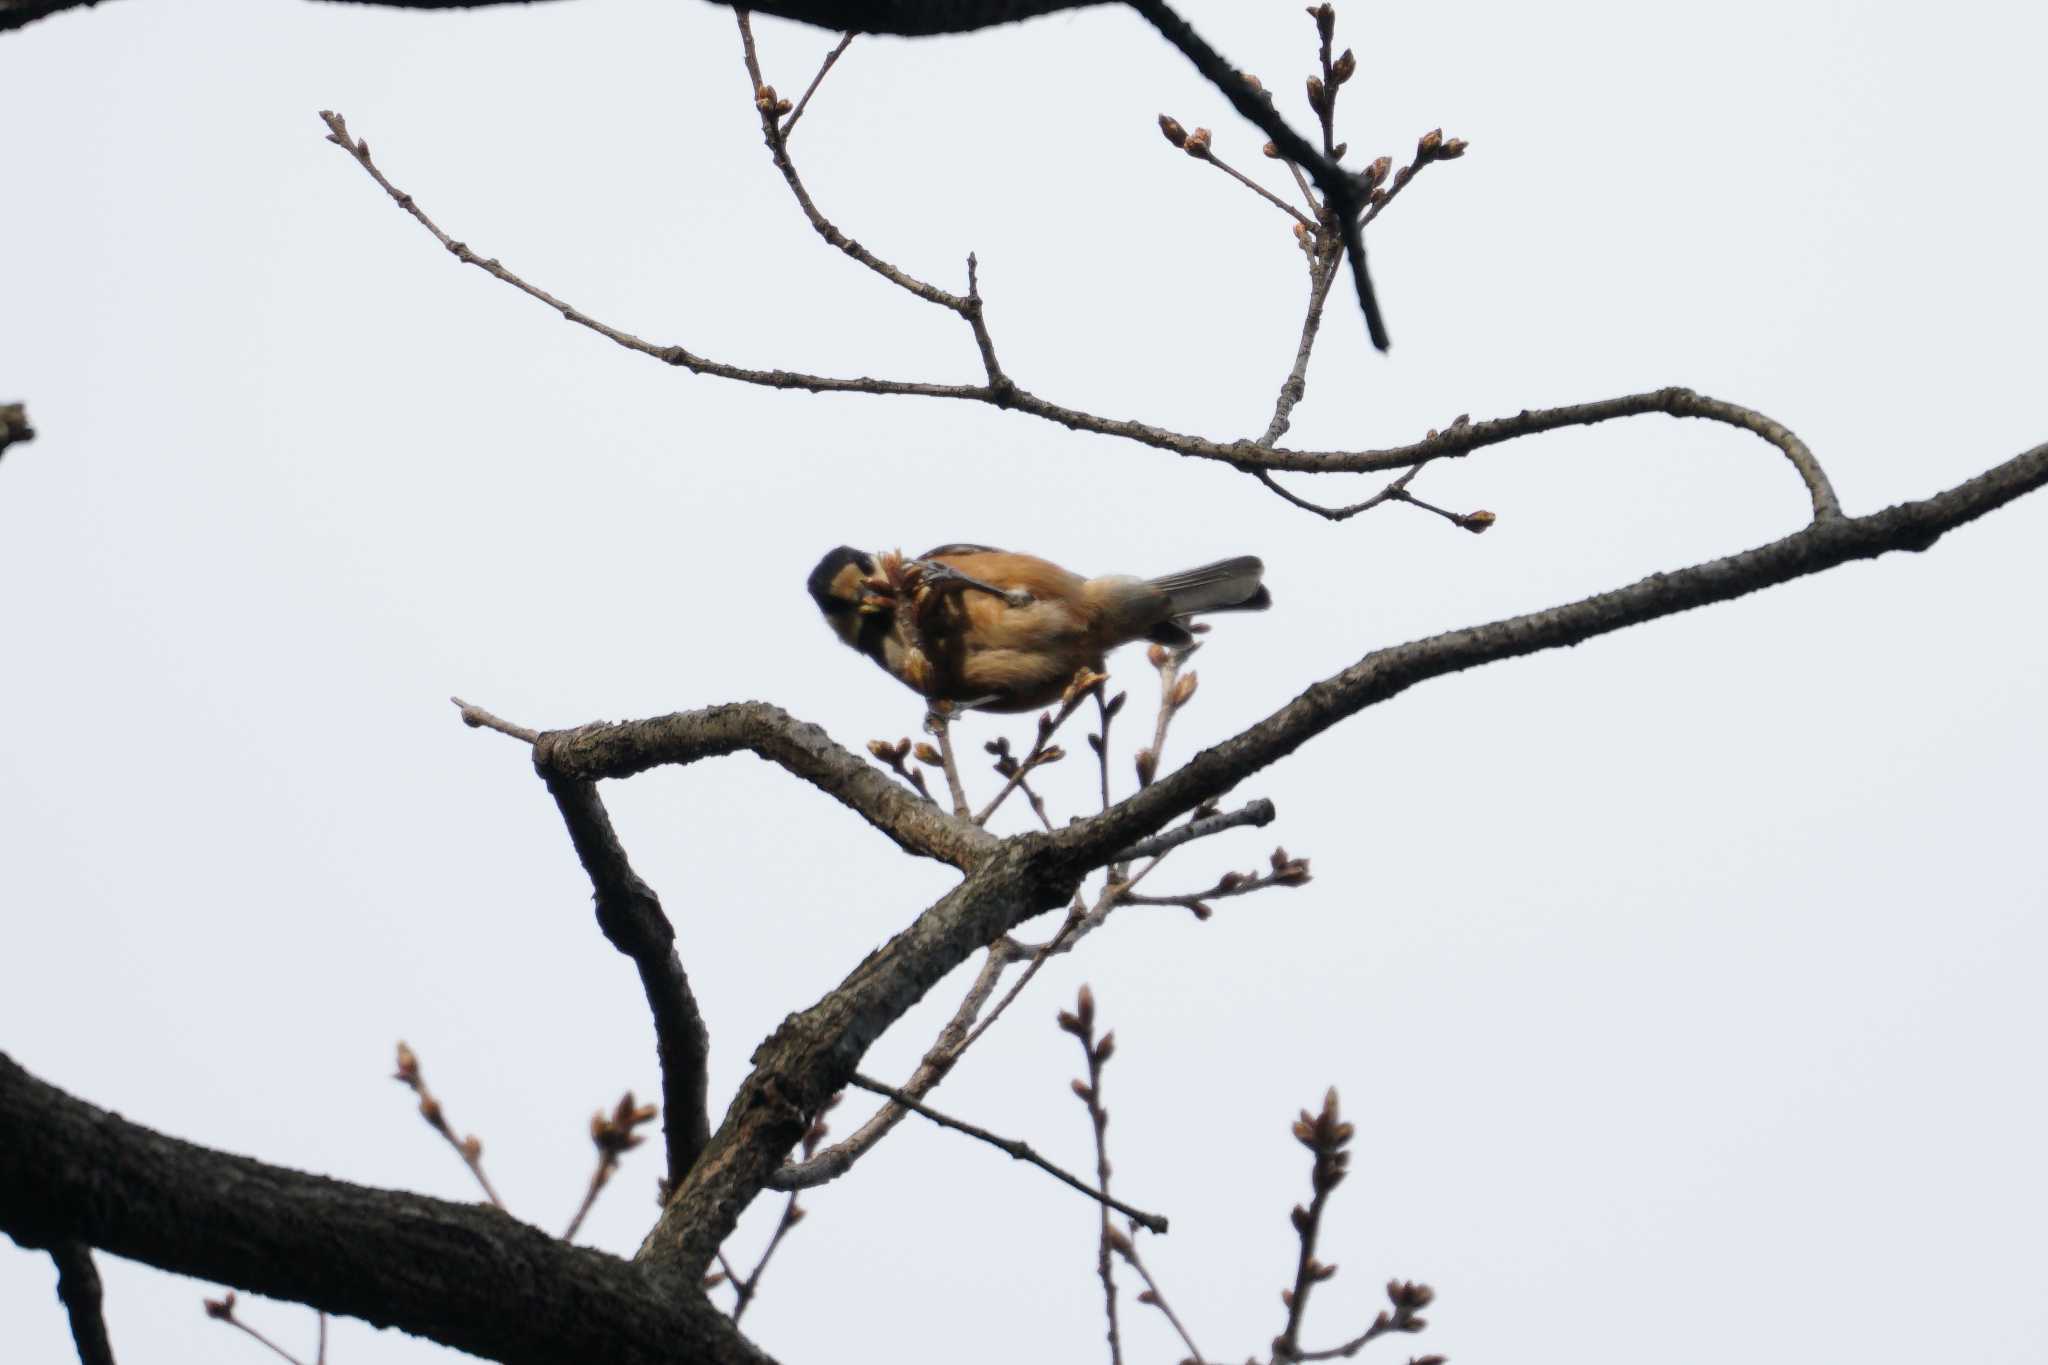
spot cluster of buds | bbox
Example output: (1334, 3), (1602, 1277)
(1157, 114), (1213, 159)
(1414, 128), (1468, 163)
(1292, 1085), (1353, 1197)
(866, 736), (935, 801)
(753, 82), (793, 118)
(201, 1291), (239, 1322)
(1380, 1278), (1437, 1335)
(1058, 985), (1116, 1107)
(589, 1092), (659, 1163)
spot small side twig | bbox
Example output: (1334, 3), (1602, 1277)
(778, 31), (855, 141)
(1113, 1232), (1208, 1365)
(451, 695), (538, 744)
(924, 704), (972, 818)
(1118, 842), (1310, 919)
(562, 1092), (660, 1243)
(1158, 115), (1315, 229)
(977, 668), (1104, 825)
(391, 1042), (504, 1209)
(203, 1293), (308, 1365)
(1110, 797), (1275, 864)
(848, 1073), (1168, 1235)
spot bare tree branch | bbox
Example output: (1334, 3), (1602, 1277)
(848, 1072), (1168, 1233)
(320, 113), (1839, 522)
(539, 774), (712, 1192)
(50, 1242), (116, 1365)
(463, 699), (996, 869)
(0, 1052), (775, 1365)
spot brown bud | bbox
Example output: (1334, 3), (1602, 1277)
(1312, 1259), (1339, 1281)
(786, 1205), (807, 1225)
(1332, 48), (1356, 84)
(1105, 690), (1128, 718)
(1189, 901), (1213, 921)
(774, 99), (793, 116)
(1036, 745), (1066, 765)
(1137, 1290), (1160, 1306)
(1457, 510), (1497, 534)
(204, 1292), (237, 1319)
(1104, 1226), (1134, 1256)
(1290, 1203), (1311, 1231)
(866, 738), (893, 760)
(1071, 1079), (1094, 1101)
(1170, 672), (1199, 707)
(1241, 72), (1263, 93)
(754, 83), (779, 113)
(1262, 139), (1281, 158)
(1056, 1009), (1083, 1036)
(1365, 154), (1393, 189)
(1438, 137), (1468, 159)
(1158, 114), (1188, 148)
(1075, 983), (1095, 1027)
(394, 1040), (419, 1082)
(1218, 870), (1247, 891)
(1271, 846), (1292, 872)
(460, 1134), (482, 1161)
(1135, 748), (1159, 788)
(418, 1095), (444, 1127)
(1146, 644), (1170, 668)
(1274, 858), (1313, 886)
(912, 742), (942, 767)
(1306, 76), (1327, 114)
(1280, 1288), (1296, 1310)
(1307, 3), (1334, 43)
(1094, 1030), (1116, 1063)
(1417, 127), (1444, 159)
(1184, 127), (1213, 157)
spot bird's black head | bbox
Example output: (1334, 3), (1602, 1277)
(809, 546), (881, 651)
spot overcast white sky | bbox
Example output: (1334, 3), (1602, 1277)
(4, 0), (2045, 1361)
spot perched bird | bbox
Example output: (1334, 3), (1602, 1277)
(807, 543), (1270, 713)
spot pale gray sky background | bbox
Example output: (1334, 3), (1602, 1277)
(3, 1), (2045, 1361)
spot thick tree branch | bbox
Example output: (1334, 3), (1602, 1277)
(0, 1052), (774, 1365)
(527, 701), (997, 869)
(50, 1242), (117, 1365)
(541, 774), (712, 1192)
(1051, 440), (2045, 871)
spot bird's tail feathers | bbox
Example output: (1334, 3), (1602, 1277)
(1146, 556), (1270, 618)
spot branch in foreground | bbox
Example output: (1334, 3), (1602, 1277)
(51, 1242), (116, 1365)
(0, 1052), (774, 1365)
(848, 1072), (1168, 1234)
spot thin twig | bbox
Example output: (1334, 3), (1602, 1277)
(976, 670), (1102, 825)
(203, 1294), (308, 1365)
(1115, 1235), (1208, 1365)
(451, 695), (538, 744)
(1061, 988), (1124, 1365)
(1186, 143), (1315, 228)
(848, 1074), (1168, 1234)
(778, 31), (855, 141)
(1110, 798), (1275, 863)
(727, 1194), (803, 1324)
(322, 113), (1839, 519)
(925, 706), (972, 819)
(390, 1043), (505, 1209)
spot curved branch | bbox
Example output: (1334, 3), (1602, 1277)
(542, 774), (712, 1191)
(531, 701), (998, 870)
(0, 1052), (773, 1365)
(321, 113), (1836, 518)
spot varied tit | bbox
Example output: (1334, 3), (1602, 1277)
(807, 544), (1271, 713)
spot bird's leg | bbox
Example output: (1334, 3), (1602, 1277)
(908, 559), (1034, 610)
